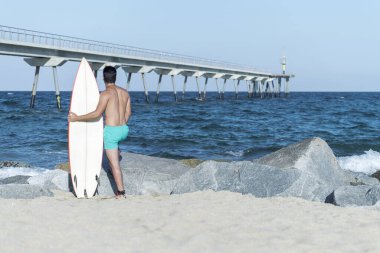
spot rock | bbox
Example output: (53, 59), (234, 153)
(97, 152), (191, 196)
(173, 137), (349, 202)
(28, 169), (69, 191)
(345, 171), (379, 186)
(0, 184), (53, 199)
(371, 171), (380, 181)
(0, 161), (30, 168)
(51, 172), (70, 191)
(55, 162), (70, 172)
(172, 160), (300, 197)
(364, 185), (380, 205)
(0, 175), (31, 185)
(180, 159), (203, 168)
(327, 185), (373, 207)
(17, 137), (351, 202)
(256, 137), (349, 202)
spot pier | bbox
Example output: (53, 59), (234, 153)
(0, 25), (294, 108)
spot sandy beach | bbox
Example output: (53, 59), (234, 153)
(1, 190), (380, 253)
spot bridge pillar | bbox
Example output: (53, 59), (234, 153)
(171, 75), (178, 102)
(126, 72), (132, 90)
(155, 74), (163, 102)
(265, 81), (268, 98)
(277, 78), (282, 97)
(249, 81), (253, 98)
(271, 80), (275, 98)
(202, 77), (208, 100)
(285, 77), (290, 97)
(88, 62), (104, 79)
(260, 81), (264, 99)
(141, 73), (150, 103)
(252, 81), (256, 97)
(52, 66), (61, 110)
(215, 79), (221, 99)
(234, 80), (240, 99)
(30, 66), (40, 109)
(250, 81), (255, 98)
(222, 79), (227, 100)
(24, 57), (66, 109)
(182, 76), (188, 99)
(195, 77), (202, 99)
(246, 81), (251, 98)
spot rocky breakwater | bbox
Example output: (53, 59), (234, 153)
(2, 137), (380, 208)
(173, 137), (352, 202)
(173, 137), (380, 205)
(0, 162), (55, 199)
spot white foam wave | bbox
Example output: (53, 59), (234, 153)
(338, 150), (380, 175)
(7, 92), (13, 95)
(226, 150), (244, 157)
(0, 167), (48, 180)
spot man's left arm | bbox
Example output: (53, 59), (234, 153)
(68, 93), (108, 122)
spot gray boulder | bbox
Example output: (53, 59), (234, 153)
(173, 137), (349, 202)
(97, 152), (191, 196)
(345, 171), (379, 186)
(364, 185), (380, 205)
(328, 185), (373, 207)
(0, 184), (53, 199)
(172, 160), (300, 197)
(256, 137), (349, 202)
(328, 184), (380, 207)
(0, 161), (30, 168)
(28, 169), (69, 191)
(0, 175), (30, 185)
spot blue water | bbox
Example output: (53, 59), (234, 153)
(0, 91), (380, 169)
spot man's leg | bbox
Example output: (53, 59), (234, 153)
(105, 148), (124, 192)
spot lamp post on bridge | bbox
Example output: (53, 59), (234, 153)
(281, 56), (286, 75)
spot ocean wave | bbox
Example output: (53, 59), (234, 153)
(338, 150), (380, 175)
(0, 166), (48, 179)
(2, 100), (19, 106)
(200, 123), (225, 131)
(225, 146), (283, 159)
(149, 151), (194, 160)
(226, 150), (244, 157)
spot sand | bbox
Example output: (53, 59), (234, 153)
(1, 190), (380, 253)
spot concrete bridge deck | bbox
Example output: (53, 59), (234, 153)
(0, 25), (294, 108)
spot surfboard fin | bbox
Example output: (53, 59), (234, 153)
(95, 175), (100, 196)
(96, 175), (100, 186)
(74, 175), (77, 188)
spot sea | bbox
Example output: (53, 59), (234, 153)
(1, 91), (380, 178)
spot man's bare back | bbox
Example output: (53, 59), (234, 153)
(102, 85), (131, 126)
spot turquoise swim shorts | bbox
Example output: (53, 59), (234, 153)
(103, 125), (129, 150)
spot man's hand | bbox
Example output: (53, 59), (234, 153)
(68, 112), (78, 122)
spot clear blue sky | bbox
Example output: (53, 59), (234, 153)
(0, 0), (379, 91)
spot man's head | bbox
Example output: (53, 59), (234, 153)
(103, 66), (117, 84)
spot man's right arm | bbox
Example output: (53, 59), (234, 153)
(125, 93), (132, 124)
(69, 92), (109, 122)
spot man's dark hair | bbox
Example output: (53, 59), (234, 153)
(103, 66), (117, 83)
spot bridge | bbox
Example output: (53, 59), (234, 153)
(0, 25), (294, 109)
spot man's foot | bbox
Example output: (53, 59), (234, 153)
(116, 190), (126, 199)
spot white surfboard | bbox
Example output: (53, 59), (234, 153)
(68, 58), (103, 198)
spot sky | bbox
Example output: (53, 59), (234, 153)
(0, 0), (379, 92)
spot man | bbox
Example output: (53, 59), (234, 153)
(68, 66), (131, 198)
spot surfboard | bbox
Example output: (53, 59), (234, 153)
(68, 58), (103, 198)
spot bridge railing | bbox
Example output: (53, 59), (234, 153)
(0, 25), (267, 74)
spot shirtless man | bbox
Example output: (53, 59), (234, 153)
(68, 66), (131, 198)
